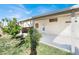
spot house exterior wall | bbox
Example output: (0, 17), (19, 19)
(34, 14), (71, 35)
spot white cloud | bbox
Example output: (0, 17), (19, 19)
(37, 7), (50, 13)
(8, 10), (13, 13)
(10, 14), (21, 18)
(70, 4), (79, 9)
(9, 4), (32, 15)
(0, 4), (33, 21)
(36, 5), (58, 14)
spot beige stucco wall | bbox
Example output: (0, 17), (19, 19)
(34, 14), (71, 35)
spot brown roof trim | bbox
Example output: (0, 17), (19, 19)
(32, 8), (79, 19)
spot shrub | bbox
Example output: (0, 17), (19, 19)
(2, 18), (22, 37)
(25, 27), (42, 55)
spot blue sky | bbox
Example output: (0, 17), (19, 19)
(0, 4), (75, 21)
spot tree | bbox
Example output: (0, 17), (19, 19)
(2, 18), (22, 38)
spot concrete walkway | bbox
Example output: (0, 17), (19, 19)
(40, 33), (71, 52)
(40, 32), (79, 55)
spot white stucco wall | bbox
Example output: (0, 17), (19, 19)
(34, 14), (71, 35)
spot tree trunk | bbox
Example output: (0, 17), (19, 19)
(30, 47), (37, 55)
(30, 40), (37, 55)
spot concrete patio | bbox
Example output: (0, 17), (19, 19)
(40, 24), (79, 55)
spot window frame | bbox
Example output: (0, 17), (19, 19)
(49, 18), (58, 22)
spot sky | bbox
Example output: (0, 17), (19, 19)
(0, 4), (75, 21)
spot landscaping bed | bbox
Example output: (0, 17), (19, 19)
(0, 34), (72, 55)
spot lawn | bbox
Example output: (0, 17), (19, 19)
(37, 43), (72, 55)
(0, 34), (72, 55)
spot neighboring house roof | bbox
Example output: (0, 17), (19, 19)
(19, 5), (79, 23)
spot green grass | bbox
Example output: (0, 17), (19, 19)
(0, 34), (72, 55)
(37, 43), (72, 55)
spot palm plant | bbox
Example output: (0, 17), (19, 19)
(25, 27), (41, 55)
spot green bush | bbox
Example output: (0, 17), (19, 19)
(2, 18), (22, 37)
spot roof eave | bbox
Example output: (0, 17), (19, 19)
(19, 7), (79, 23)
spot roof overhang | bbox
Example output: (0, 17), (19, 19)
(32, 8), (79, 19)
(19, 7), (79, 23)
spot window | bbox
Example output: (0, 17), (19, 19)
(65, 21), (71, 23)
(49, 18), (58, 22)
(35, 23), (39, 28)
